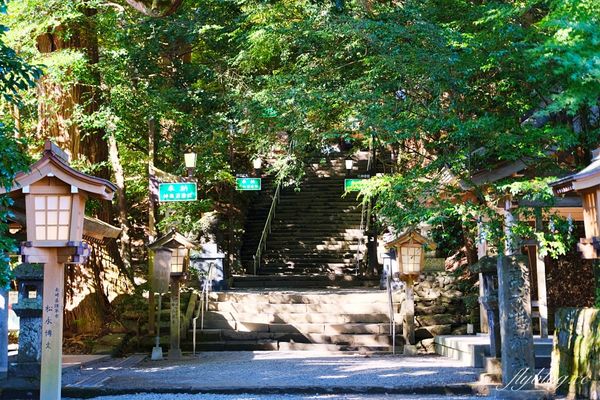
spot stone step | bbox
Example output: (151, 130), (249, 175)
(210, 290), (393, 304)
(201, 311), (401, 325)
(208, 301), (396, 314)
(232, 278), (378, 289)
(255, 267), (356, 276)
(180, 340), (395, 353)
(188, 329), (400, 346)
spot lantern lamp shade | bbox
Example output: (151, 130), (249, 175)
(345, 158), (354, 171)
(184, 152), (197, 169)
(399, 244), (424, 276)
(171, 247), (188, 275)
(252, 157), (263, 170)
(24, 178), (88, 247)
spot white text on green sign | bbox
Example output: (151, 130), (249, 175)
(159, 183), (198, 202)
(344, 179), (367, 192)
(236, 178), (261, 191)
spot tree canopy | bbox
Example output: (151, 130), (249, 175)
(0, 0), (598, 278)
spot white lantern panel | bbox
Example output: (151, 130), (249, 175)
(400, 245), (422, 274)
(58, 226), (69, 240)
(36, 226), (46, 241)
(33, 194), (72, 242)
(47, 211), (58, 225)
(46, 226), (58, 240)
(35, 196), (45, 210)
(59, 211), (70, 225)
(59, 196), (71, 210)
(35, 211), (46, 225)
(171, 247), (187, 274)
(47, 196), (58, 209)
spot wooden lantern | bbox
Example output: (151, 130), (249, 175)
(148, 230), (196, 278)
(0, 141), (116, 400)
(384, 230), (433, 280)
(551, 148), (600, 258)
(0, 142), (116, 260)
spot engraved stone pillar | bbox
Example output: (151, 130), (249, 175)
(169, 277), (182, 359)
(497, 254), (536, 389)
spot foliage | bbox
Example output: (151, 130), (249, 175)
(0, 0), (39, 288)
(0, 0), (598, 279)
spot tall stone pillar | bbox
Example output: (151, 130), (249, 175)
(497, 255), (536, 389)
(169, 277), (182, 359)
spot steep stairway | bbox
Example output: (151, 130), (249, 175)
(182, 289), (404, 353)
(237, 152), (375, 288)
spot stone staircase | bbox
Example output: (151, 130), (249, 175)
(237, 151), (376, 288)
(182, 289), (404, 352)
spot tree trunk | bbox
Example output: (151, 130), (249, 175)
(108, 133), (133, 273)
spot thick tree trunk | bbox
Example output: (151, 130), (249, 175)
(35, 10), (109, 186)
(108, 133), (133, 272)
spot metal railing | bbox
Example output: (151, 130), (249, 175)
(354, 143), (373, 275)
(192, 262), (215, 356)
(253, 181), (282, 275)
(386, 273), (397, 354)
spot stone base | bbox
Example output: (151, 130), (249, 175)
(403, 345), (418, 356)
(168, 348), (182, 360)
(8, 361), (41, 380)
(150, 346), (163, 361)
(490, 388), (551, 399)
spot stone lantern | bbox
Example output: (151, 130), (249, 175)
(149, 230), (196, 360)
(10, 263), (43, 378)
(385, 230), (434, 352)
(551, 148), (600, 258)
(0, 141), (116, 399)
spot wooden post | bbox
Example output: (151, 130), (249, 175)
(403, 276), (415, 345)
(535, 210), (549, 338)
(148, 117), (157, 334)
(477, 219), (489, 333)
(0, 289), (7, 378)
(169, 277), (182, 359)
(39, 248), (65, 400)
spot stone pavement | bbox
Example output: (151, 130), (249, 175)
(66, 394), (485, 400)
(57, 351), (484, 397)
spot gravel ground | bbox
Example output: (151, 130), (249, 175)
(66, 394), (486, 400)
(63, 351), (481, 393)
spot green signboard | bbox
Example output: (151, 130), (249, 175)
(158, 182), (197, 202)
(344, 178), (367, 192)
(236, 177), (261, 191)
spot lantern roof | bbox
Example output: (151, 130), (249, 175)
(384, 229), (436, 250)
(550, 148), (600, 195)
(0, 141), (116, 201)
(148, 230), (197, 250)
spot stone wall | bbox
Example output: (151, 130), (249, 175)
(552, 308), (600, 399)
(396, 271), (470, 353)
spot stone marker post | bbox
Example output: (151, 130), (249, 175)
(169, 276), (182, 359)
(492, 200), (545, 399)
(497, 254), (536, 389)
